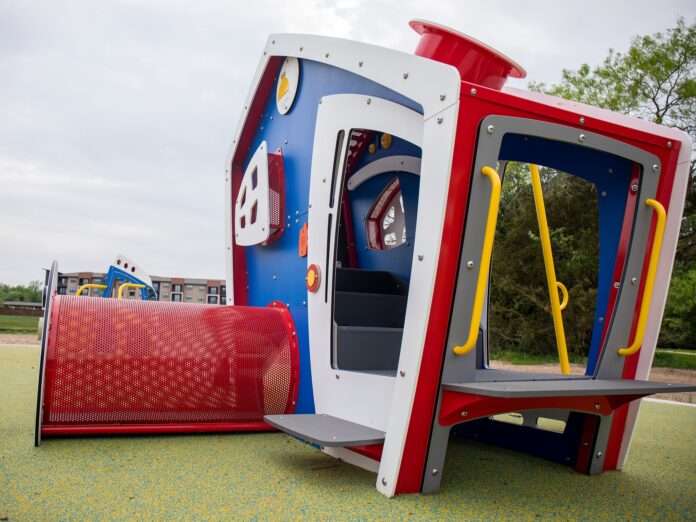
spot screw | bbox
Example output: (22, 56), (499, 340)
(299, 46), (303, 51)
(440, 93), (446, 101)
(601, 191), (607, 197)
(470, 88), (477, 96)
(461, 411), (468, 417)
(667, 141), (672, 148)
(486, 125), (495, 134)
(431, 469), (439, 476)
(322, 178), (326, 183)
(598, 316), (604, 323)
(335, 374), (340, 380)
(358, 61), (363, 67)
(652, 164), (659, 173)
(579, 134), (586, 143)
(467, 261), (474, 269)
(272, 40), (275, 44)
(437, 117), (443, 124)
(614, 282), (620, 289)
(631, 184), (639, 192)
(325, 52), (330, 58)
(403, 72), (409, 79)
(594, 403), (601, 410)
(596, 451), (603, 459)
(273, 275), (277, 280)
(417, 254), (424, 261)
(579, 117), (585, 125)
(399, 370), (406, 377)
(608, 168), (613, 173)
(366, 98), (371, 105)
(302, 301), (306, 307)
(381, 477), (387, 486)
(631, 277), (638, 285)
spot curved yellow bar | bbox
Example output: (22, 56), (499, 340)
(75, 284), (107, 296)
(618, 199), (667, 356)
(529, 164), (571, 374)
(557, 282), (569, 311)
(117, 283), (145, 300)
(454, 166), (501, 355)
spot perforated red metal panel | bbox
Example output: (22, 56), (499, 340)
(40, 296), (298, 435)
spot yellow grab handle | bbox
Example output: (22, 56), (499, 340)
(529, 163), (571, 374)
(618, 199), (667, 356)
(117, 283), (145, 300)
(557, 282), (569, 311)
(454, 166), (501, 355)
(76, 284), (107, 296)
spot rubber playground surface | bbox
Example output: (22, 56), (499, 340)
(2, 345), (695, 521)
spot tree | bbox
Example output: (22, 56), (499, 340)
(530, 17), (696, 267)
(0, 281), (42, 303)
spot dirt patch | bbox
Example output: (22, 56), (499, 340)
(0, 334), (39, 346)
(489, 360), (696, 404)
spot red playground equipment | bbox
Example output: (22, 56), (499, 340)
(36, 19), (695, 497)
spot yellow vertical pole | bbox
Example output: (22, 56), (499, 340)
(529, 164), (571, 374)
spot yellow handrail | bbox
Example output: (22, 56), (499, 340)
(76, 284), (107, 296)
(454, 166), (501, 355)
(618, 199), (667, 356)
(117, 283), (145, 300)
(529, 164), (571, 374)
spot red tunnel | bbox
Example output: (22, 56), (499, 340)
(36, 295), (299, 441)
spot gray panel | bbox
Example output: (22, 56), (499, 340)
(264, 414), (386, 447)
(35, 260), (58, 447)
(443, 379), (696, 398)
(334, 325), (402, 371)
(475, 369), (589, 382)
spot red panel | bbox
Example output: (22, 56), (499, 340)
(41, 296), (299, 436)
(348, 444), (384, 461)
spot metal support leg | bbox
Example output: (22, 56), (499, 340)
(421, 422), (451, 494)
(588, 413), (613, 475)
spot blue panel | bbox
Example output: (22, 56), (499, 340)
(499, 135), (633, 374)
(240, 59), (423, 414)
(348, 136), (421, 280)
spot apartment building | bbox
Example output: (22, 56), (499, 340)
(56, 272), (226, 304)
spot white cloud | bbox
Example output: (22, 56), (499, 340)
(1, 0), (693, 284)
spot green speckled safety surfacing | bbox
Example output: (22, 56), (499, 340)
(2, 345), (695, 520)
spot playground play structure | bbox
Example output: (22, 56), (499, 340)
(35, 20), (695, 497)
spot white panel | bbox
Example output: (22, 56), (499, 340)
(234, 141), (271, 246)
(111, 254), (153, 287)
(347, 155), (421, 191)
(276, 57), (300, 115)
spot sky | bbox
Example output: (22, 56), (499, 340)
(1, 0), (694, 285)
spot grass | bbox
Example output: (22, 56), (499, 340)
(0, 314), (39, 333)
(492, 347), (696, 370)
(2, 344), (696, 520)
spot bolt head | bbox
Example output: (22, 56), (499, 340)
(601, 191), (607, 197)
(437, 117), (443, 124)
(631, 184), (639, 192)
(417, 254), (424, 261)
(403, 72), (409, 79)
(381, 477), (387, 486)
(439, 93), (446, 101)
(335, 374), (340, 380)
(594, 403), (601, 410)
(366, 98), (371, 105)
(470, 88), (477, 95)
(486, 125), (495, 134)
(667, 141), (673, 148)
(579, 134), (586, 143)
(614, 282), (620, 288)
(431, 469), (439, 476)
(579, 117), (585, 125)
(466, 261), (474, 269)
(461, 411), (468, 417)
(358, 61), (363, 67)
(631, 277), (638, 285)
(652, 164), (659, 173)
(596, 451), (603, 459)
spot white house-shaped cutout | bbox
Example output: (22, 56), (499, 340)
(235, 141), (272, 246)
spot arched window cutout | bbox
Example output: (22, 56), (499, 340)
(366, 176), (407, 250)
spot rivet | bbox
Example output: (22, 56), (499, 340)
(399, 370), (406, 377)
(302, 301), (307, 307)
(286, 303), (290, 308)
(417, 254), (424, 261)
(631, 277), (638, 285)
(270, 115), (273, 120)
(335, 374), (340, 380)
(284, 139), (288, 144)
(486, 125), (495, 134)
(439, 93), (446, 101)
(299, 46), (303, 51)
(273, 275), (277, 280)
(461, 411), (468, 417)
(601, 191), (607, 197)
(358, 61), (363, 67)
(322, 178), (326, 183)
(598, 316), (604, 323)
(437, 117), (443, 124)
(272, 40), (275, 44)
(287, 215), (291, 220)
(596, 451), (603, 459)
(366, 98), (371, 105)
(263, 51), (267, 56)
(594, 403), (601, 410)
(631, 184), (639, 192)
(296, 210), (299, 215)
(403, 72), (409, 79)
(244, 106), (248, 110)
(466, 261), (474, 269)
(608, 168), (613, 173)
(295, 219), (299, 224)
(381, 477), (387, 486)
(579, 134), (586, 143)
(579, 117), (585, 125)
(614, 281), (620, 289)
(325, 52), (330, 58)
(652, 164), (659, 173)
(667, 141), (672, 148)
(470, 88), (477, 96)
(431, 469), (439, 476)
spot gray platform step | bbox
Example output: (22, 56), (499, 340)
(264, 414), (386, 447)
(443, 379), (696, 398)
